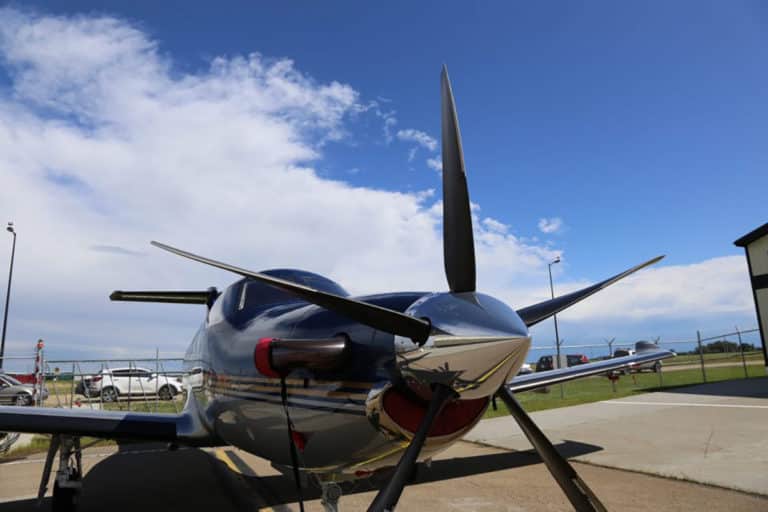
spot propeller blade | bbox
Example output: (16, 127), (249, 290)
(368, 384), (454, 512)
(441, 66), (476, 293)
(516, 255), (665, 327)
(497, 386), (607, 512)
(150, 241), (431, 343)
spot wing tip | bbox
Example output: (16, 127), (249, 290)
(641, 254), (665, 269)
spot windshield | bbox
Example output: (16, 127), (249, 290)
(235, 269), (348, 313)
(1, 374), (23, 385)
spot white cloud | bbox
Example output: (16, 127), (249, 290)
(426, 156), (442, 172)
(555, 256), (753, 322)
(396, 129), (437, 151)
(378, 110), (397, 143)
(538, 217), (563, 234)
(482, 217), (508, 234)
(0, 8), (562, 359)
(0, 8), (756, 362)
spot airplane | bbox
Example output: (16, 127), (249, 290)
(0, 67), (673, 512)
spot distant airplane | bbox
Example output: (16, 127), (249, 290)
(0, 66), (672, 512)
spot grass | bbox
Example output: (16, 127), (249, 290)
(2, 435), (116, 459)
(100, 401), (181, 413)
(485, 363), (765, 419)
(663, 351), (763, 366)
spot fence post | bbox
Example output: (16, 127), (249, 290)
(155, 348), (160, 413)
(69, 362), (75, 408)
(697, 330), (707, 383)
(33, 339), (44, 406)
(39, 345), (45, 407)
(736, 326), (748, 378)
(127, 360), (132, 412)
(656, 337), (664, 388)
(51, 364), (62, 408)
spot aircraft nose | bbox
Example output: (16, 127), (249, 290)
(397, 334), (531, 399)
(395, 292), (531, 399)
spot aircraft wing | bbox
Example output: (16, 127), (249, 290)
(516, 256), (664, 328)
(507, 341), (674, 393)
(0, 406), (184, 441)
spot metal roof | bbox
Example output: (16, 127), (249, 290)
(734, 222), (768, 247)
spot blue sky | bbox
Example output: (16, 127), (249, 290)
(73, 0), (768, 270)
(0, 2), (765, 365)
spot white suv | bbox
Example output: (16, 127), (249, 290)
(614, 349), (662, 373)
(85, 367), (184, 402)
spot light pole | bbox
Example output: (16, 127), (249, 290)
(0, 222), (16, 369)
(605, 337), (615, 358)
(548, 256), (563, 398)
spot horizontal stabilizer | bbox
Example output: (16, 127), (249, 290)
(110, 288), (218, 306)
(507, 341), (674, 393)
(516, 256), (664, 327)
(0, 406), (182, 441)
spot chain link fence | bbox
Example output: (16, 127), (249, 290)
(523, 327), (764, 399)
(1, 326), (765, 413)
(2, 354), (185, 414)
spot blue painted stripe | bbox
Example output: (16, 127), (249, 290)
(215, 389), (366, 416)
(212, 385), (368, 406)
(224, 378), (373, 394)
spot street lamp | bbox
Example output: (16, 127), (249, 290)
(548, 256), (563, 398)
(0, 222), (17, 369)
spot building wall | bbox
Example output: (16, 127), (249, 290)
(744, 234), (768, 373)
(747, 236), (768, 276)
(756, 288), (768, 368)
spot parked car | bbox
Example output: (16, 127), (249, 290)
(182, 366), (204, 391)
(614, 349), (662, 373)
(536, 354), (590, 372)
(0, 372), (48, 406)
(517, 363), (533, 375)
(82, 367), (184, 402)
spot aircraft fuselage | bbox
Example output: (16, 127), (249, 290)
(181, 269), (530, 480)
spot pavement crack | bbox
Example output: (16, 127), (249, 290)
(703, 428), (714, 459)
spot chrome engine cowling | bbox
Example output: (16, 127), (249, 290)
(395, 292), (531, 400)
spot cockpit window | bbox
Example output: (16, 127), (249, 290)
(234, 269), (348, 314)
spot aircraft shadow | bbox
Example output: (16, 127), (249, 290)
(0, 440), (601, 511)
(0, 446), (240, 512)
(247, 439), (602, 506)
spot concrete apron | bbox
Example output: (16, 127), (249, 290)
(464, 378), (768, 496)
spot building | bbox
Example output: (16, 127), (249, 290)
(734, 222), (768, 375)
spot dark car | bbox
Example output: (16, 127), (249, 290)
(0, 372), (48, 405)
(536, 354), (590, 372)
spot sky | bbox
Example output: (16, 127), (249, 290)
(0, 2), (765, 368)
